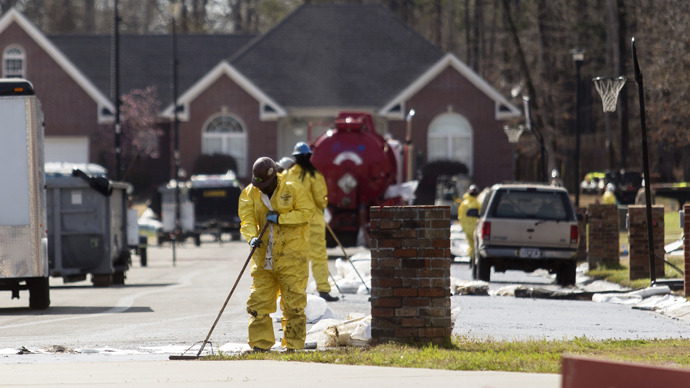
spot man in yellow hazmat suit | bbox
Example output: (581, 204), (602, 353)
(458, 185), (481, 259)
(283, 142), (339, 302)
(238, 157), (314, 351)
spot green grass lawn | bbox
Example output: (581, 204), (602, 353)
(210, 337), (690, 373)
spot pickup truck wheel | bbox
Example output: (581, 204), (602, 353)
(28, 277), (50, 309)
(477, 256), (491, 282)
(556, 262), (576, 286)
(469, 252), (476, 278)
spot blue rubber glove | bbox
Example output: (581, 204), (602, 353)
(249, 237), (263, 248)
(266, 211), (279, 224)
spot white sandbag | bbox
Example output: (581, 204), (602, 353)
(334, 277), (360, 294)
(271, 294), (334, 323)
(356, 282), (371, 295)
(317, 315), (372, 348)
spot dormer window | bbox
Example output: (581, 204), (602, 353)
(3, 46), (25, 78)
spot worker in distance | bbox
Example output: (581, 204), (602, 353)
(458, 184), (481, 259)
(283, 142), (339, 302)
(238, 157), (314, 351)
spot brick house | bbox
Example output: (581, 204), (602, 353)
(0, 4), (520, 197)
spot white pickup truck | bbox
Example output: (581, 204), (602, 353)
(472, 183), (580, 286)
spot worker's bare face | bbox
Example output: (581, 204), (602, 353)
(259, 177), (277, 196)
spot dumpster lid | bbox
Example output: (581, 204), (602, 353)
(46, 162), (108, 177)
(0, 78), (35, 95)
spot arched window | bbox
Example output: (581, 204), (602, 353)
(202, 114), (247, 176)
(3, 46), (25, 78)
(427, 113), (473, 174)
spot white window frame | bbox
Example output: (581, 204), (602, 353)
(3, 46), (25, 78)
(427, 113), (473, 174)
(201, 114), (247, 177)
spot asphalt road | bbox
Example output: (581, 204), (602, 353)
(1, 237), (689, 364)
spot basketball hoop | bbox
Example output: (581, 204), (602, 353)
(503, 125), (524, 144)
(593, 76), (626, 112)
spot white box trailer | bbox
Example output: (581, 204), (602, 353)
(0, 79), (49, 309)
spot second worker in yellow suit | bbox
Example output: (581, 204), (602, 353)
(238, 157), (314, 351)
(283, 142), (339, 302)
(602, 183), (618, 205)
(458, 185), (481, 259)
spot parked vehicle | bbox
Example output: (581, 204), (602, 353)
(472, 183), (580, 286)
(187, 172), (243, 241)
(0, 79), (49, 308)
(155, 171), (242, 245)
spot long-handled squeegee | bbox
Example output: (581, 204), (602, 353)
(325, 223), (370, 294)
(170, 222), (269, 360)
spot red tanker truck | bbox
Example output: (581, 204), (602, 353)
(310, 112), (410, 246)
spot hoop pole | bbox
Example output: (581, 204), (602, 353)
(632, 37), (656, 284)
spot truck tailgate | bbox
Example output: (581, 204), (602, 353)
(489, 219), (574, 248)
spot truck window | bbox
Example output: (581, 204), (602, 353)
(490, 190), (572, 220)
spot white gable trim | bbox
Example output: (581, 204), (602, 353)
(0, 9), (115, 123)
(161, 60), (286, 122)
(379, 53), (521, 121)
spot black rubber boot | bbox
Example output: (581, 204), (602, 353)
(319, 292), (339, 302)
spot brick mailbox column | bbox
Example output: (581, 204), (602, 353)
(369, 205), (451, 346)
(586, 204), (620, 269)
(627, 205), (664, 280)
(683, 205), (690, 297)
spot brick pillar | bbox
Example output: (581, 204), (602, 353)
(627, 205), (664, 280)
(369, 205), (451, 346)
(586, 204), (619, 269)
(683, 205), (690, 297)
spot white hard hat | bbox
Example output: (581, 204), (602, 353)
(606, 183), (615, 192)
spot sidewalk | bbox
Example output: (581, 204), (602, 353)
(0, 359), (561, 388)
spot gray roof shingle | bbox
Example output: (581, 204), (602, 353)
(48, 4), (443, 111)
(49, 34), (256, 105)
(230, 3), (444, 109)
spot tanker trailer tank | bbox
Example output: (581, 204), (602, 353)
(310, 112), (397, 247)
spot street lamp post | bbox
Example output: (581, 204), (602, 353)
(111, 0), (121, 181)
(571, 49), (585, 207)
(170, 2), (181, 266)
(522, 96), (546, 182)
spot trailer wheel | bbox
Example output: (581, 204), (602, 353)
(28, 277), (50, 309)
(139, 247), (148, 267)
(92, 274), (111, 287)
(112, 271), (126, 285)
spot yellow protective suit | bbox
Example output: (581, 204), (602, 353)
(458, 192), (481, 258)
(238, 176), (314, 350)
(602, 191), (617, 205)
(283, 164), (331, 293)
